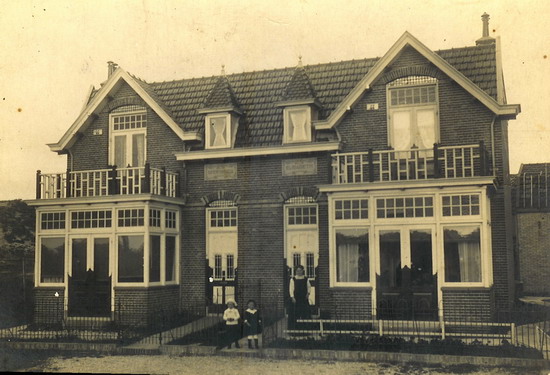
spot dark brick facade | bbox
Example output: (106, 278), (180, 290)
(516, 212), (550, 295)
(34, 35), (518, 324)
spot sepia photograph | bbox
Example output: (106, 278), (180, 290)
(1, 1), (549, 374)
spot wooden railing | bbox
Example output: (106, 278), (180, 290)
(517, 170), (550, 210)
(36, 164), (180, 199)
(332, 142), (490, 184)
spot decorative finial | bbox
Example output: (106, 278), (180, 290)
(221, 64), (226, 76)
(298, 55), (303, 68)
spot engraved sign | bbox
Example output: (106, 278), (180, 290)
(366, 103), (379, 110)
(282, 158), (317, 176)
(204, 163), (237, 181)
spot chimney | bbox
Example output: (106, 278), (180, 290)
(107, 61), (119, 78)
(476, 13), (496, 45)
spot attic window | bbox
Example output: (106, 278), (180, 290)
(284, 106), (312, 143)
(206, 114), (231, 149)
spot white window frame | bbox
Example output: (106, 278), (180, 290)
(283, 106), (312, 144)
(206, 205), (238, 281)
(328, 187), (493, 290)
(205, 113), (232, 149)
(109, 110), (147, 167)
(386, 78), (440, 152)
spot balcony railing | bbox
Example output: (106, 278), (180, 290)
(517, 170), (550, 210)
(332, 142), (491, 184)
(36, 163), (180, 199)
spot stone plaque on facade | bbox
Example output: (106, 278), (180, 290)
(204, 163), (237, 180)
(282, 158), (317, 176)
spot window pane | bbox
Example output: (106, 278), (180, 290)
(71, 238), (87, 280)
(444, 226), (481, 282)
(41, 238), (65, 283)
(392, 110), (411, 150)
(94, 238), (110, 281)
(165, 236), (176, 282)
(379, 231), (401, 287)
(336, 228), (369, 282)
(410, 230), (433, 287)
(149, 235), (161, 282)
(289, 110), (308, 141)
(118, 235), (144, 282)
(210, 117), (227, 147)
(132, 133), (145, 167)
(114, 135), (126, 167)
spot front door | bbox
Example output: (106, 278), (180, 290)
(376, 227), (437, 320)
(68, 237), (111, 317)
(206, 231), (237, 312)
(286, 229), (318, 308)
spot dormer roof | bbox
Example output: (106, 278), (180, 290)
(199, 75), (241, 113)
(279, 65), (318, 105)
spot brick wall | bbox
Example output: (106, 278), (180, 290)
(34, 287), (65, 324)
(442, 288), (494, 321)
(114, 286), (179, 326)
(516, 212), (550, 295)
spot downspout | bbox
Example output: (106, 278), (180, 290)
(490, 115), (497, 175)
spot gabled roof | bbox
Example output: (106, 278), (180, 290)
(50, 32), (520, 151)
(314, 32), (520, 130)
(48, 69), (188, 153)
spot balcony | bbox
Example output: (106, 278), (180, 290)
(36, 164), (180, 199)
(332, 142), (491, 184)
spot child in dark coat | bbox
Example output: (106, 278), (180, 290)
(243, 299), (262, 349)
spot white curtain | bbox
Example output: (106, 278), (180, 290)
(132, 133), (145, 167)
(114, 135), (126, 167)
(211, 120), (227, 147)
(458, 242), (481, 282)
(391, 110), (412, 150)
(290, 111), (307, 141)
(337, 244), (359, 282)
(415, 108), (436, 149)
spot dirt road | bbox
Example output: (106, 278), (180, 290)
(8, 351), (542, 375)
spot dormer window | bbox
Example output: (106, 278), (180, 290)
(205, 113), (238, 149)
(284, 105), (312, 144)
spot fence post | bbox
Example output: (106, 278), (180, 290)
(66, 169), (72, 198)
(161, 167), (167, 196)
(36, 170), (41, 199)
(108, 165), (118, 195)
(433, 143), (440, 178)
(143, 162), (151, 194)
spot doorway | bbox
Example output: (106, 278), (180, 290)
(376, 227), (437, 320)
(68, 237), (111, 317)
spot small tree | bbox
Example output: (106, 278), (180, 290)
(0, 200), (35, 322)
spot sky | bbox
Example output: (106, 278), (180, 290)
(1, 0), (549, 200)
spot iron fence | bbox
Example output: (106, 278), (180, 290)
(1, 301), (549, 359)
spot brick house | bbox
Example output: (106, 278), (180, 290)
(513, 163), (550, 296)
(29, 17), (521, 325)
